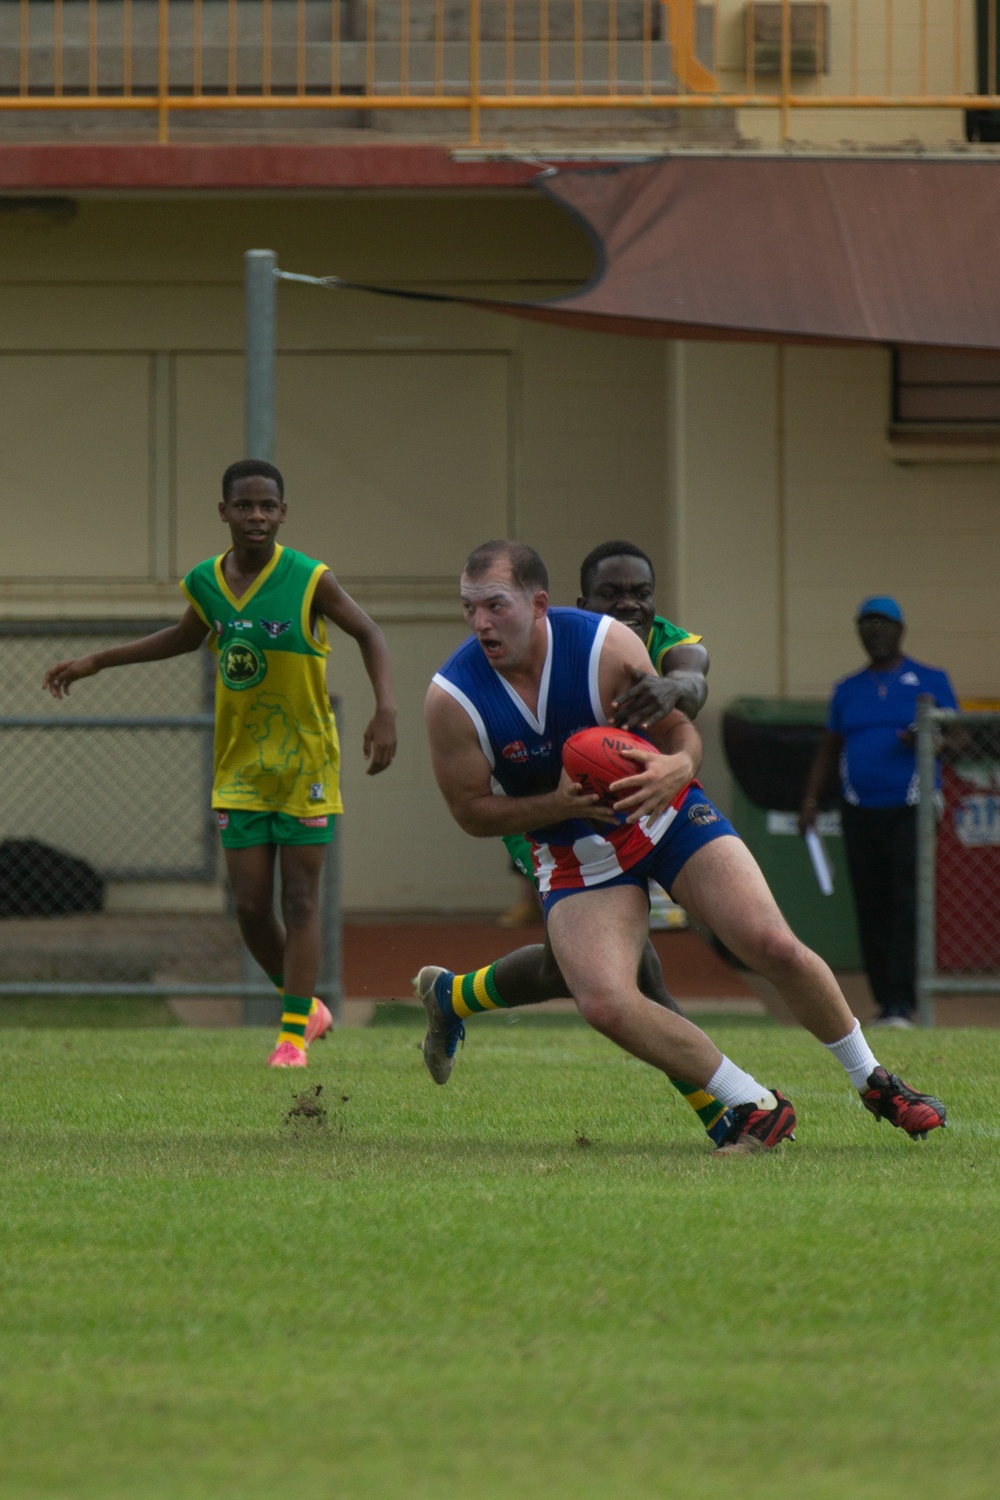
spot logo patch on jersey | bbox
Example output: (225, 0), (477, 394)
(502, 741), (529, 763)
(233, 619), (254, 630)
(687, 802), (720, 827)
(217, 812), (230, 830)
(900, 672), (920, 686)
(213, 619), (223, 636)
(309, 782), (324, 800)
(259, 618), (291, 640)
(299, 815), (329, 828)
(220, 639), (267, 691)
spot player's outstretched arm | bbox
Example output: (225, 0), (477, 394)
(313, 571), (397, 775)
(610, 642), (709, 728)
(599, 620), (704, 823)
(42, 607), (210, 700)
(425, 684), (614, 838)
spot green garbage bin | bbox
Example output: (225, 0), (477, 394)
(722, 697), (862, 969)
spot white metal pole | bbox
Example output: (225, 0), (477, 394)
(915, 694), (938, 1027)
(245, 249), (277, 461)
(241, 249), (281, 1025)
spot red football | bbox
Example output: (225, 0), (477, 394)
(562, 726), (652, 806)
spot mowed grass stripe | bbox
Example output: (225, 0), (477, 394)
(0, 1023), (996, 1500)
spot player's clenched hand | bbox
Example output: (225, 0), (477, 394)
(610, 746), (693, 823)
(610, 667), (680, 730)
(42, 656), (99, 700)
(552, 767), (617, 825)
(364, 706), (398, 775)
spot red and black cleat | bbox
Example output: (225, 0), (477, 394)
(860, 1067), (947, 1141)
(714, 1090), (797, 1154)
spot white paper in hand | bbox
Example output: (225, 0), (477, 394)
(804, 826), (834, 896)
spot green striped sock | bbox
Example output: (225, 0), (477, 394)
(278, 993), (311, 1052)
(450, 962), (509, 1019)
(671, 1078), (731, 1139)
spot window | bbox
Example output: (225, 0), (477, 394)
(893, 347), (1000, 425)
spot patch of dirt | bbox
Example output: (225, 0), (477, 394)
(285, 1085), (328, 1126)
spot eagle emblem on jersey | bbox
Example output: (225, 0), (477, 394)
(221, 639), (267, 690)
(259, 619), (291, 640)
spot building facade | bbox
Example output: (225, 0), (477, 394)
(1, 2), (998, 912)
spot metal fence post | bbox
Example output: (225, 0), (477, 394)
(320, 820), (344, 1025)
(318, 694), (344, 1024)
(916, 694), (938, 1027)
(239, 248), (280, 1023)
(245, 249), (277, 463)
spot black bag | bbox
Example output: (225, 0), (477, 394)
(0, 839), (104, 917)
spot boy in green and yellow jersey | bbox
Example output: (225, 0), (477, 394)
(44, 459), (397, 1068)
(416, 540), (736, 1147)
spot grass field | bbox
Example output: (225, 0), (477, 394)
(1, 1010), (997, 1500)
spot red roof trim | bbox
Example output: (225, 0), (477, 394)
(0, 144), (542, 192)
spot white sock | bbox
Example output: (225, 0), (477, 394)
(824, 1020), (879, 1091)
(706, 1055), (776, 1111)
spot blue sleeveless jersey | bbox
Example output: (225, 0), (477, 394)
(433, 607), (681, 892)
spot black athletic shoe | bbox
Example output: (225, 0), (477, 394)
(860, 1067), (947, 1141)
(714, 1090), (797, 1154)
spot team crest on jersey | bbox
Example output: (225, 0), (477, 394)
(220, 639), (266, 690)
(688, 802), (719, 827)
(309, 782), (324, 800)
(502, 740), (529, 763)
(259, 618), (291, 640)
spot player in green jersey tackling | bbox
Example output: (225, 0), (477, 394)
(415, 539), (737, 1147)
(44, 459), (397, 1067)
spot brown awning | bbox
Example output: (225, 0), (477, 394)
(512, 157), (1000, 350)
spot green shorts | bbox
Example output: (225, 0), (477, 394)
(217, 809), (337, 849)
(503, 832), (535, 880)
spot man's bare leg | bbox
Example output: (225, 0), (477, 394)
(492, 936), (685, 1015)
(414, 925), (734, 1140)
(670, 838), (857, 1044)
(671, 837), (947, 1138)
(225, 842), (329, 1065)
(547, 885), (735, 1087)
(278, 844), (325, 999)
(543, 884), (798, 1151)
(225, 844), (285, 977)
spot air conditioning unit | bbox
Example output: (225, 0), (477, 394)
(747, 3), (830, 75)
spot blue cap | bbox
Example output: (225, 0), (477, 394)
(856, 595), (904, 624)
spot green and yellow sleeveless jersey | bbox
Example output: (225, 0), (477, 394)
(646, 615), (702, 675)
(503, 613), (701, 877)
(181, 544), (343, 818)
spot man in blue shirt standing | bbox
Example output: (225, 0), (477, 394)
(799, 596), (958, 1027)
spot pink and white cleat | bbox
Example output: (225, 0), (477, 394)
(305, 999), (334, 1045)
(267, 1040), (307, 1068)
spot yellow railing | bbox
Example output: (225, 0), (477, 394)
(0, 0), (997, 143)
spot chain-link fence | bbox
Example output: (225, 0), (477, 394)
(0, 623), (341, 1024)
(916, 697), (1000, 1025)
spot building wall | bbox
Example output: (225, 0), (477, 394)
(669, 340), (1000, 810)
(0, 193), (666, 911)
(0, 193), (995, 909)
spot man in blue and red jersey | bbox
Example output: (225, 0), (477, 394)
(800, 596), (958, 1028)
(421, 542), (946, 1151)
